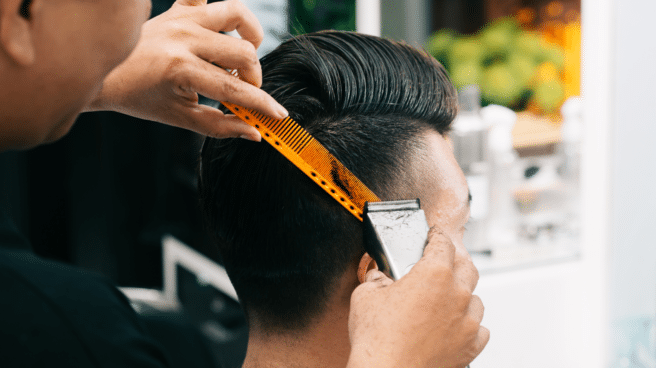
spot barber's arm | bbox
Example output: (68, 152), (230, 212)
(86, 0), (286, 142)
(347, 228), (489, 368)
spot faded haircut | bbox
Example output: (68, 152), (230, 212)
(199, 31), (457, 332)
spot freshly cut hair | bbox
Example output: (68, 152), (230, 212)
(199, 31), (457, 331)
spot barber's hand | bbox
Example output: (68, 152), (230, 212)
(347, 228), (489, 368)
(87, 0), (287, 141)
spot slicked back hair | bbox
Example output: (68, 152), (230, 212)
(199, 31), (457, 332)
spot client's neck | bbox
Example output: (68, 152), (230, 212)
(242, 273), (358, 368)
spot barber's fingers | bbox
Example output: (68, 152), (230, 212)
(183, 56), (287, 119)
(406, 227), (456, 282)
(420, 227), (479, 293)
(188, 0), (264, 49)
(473, 326), (491, 358)
(465, 296), (489, 360)
(423, 227), (457, 267)
(468, 295), (485, 324)
(184, 105), (261, 141)
(456, 254), (480, 294)
(364, 270), (394, 287)
(189, 26), (262, 87)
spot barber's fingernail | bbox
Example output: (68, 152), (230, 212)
(240, 133), (261, 142)
(274, 105), (289, 119)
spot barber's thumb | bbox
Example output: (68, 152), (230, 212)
(364, 269), (392, 285)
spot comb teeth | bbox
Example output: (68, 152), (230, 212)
(219, 71), (380, 221)
(255, 114), (313, 154)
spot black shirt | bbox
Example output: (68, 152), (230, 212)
(0, 210), (171, 367)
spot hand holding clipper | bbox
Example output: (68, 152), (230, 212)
(349, 226), (488, 368)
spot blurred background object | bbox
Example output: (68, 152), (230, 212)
(427, 0), (580, 116)
(289, 0), (356, 33)
(239, 0), (288, 56)
(413, 0), (584, 262)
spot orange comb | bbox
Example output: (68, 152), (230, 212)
(221, 71), (380, 221)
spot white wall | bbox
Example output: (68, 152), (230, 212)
(379, 0), (430, 47)
(609, 0), (656, 362)
(472, 262), (586, 367)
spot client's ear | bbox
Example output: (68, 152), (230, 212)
(357, 253), (378, 284)
(0, 0), (36, 65)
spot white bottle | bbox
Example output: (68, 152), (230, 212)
(558, 97), (583, 234)
(452, 86), (490, 252)
(559, 97), (582, 182)
(482, 104), (519, 248)
(451, 86), (486, 168)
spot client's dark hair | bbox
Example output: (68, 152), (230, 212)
(199, 31), (457, 331)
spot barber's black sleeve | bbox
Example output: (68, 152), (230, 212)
(0, 248), (172, 368)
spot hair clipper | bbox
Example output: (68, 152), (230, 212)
(363, 201), (472, 368)
(363, 199), (430, 280)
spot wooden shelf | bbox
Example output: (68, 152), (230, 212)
(512, 112), (562, 156)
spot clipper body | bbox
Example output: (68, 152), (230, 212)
(363, 200), (430, 280)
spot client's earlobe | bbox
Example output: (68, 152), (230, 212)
(357, 253), (378, 284)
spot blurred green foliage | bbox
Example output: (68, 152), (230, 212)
(427, 17), (566, 114)
(290, 0), (356, 35)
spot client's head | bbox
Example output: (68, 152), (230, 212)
(199, 31), (470, 337)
